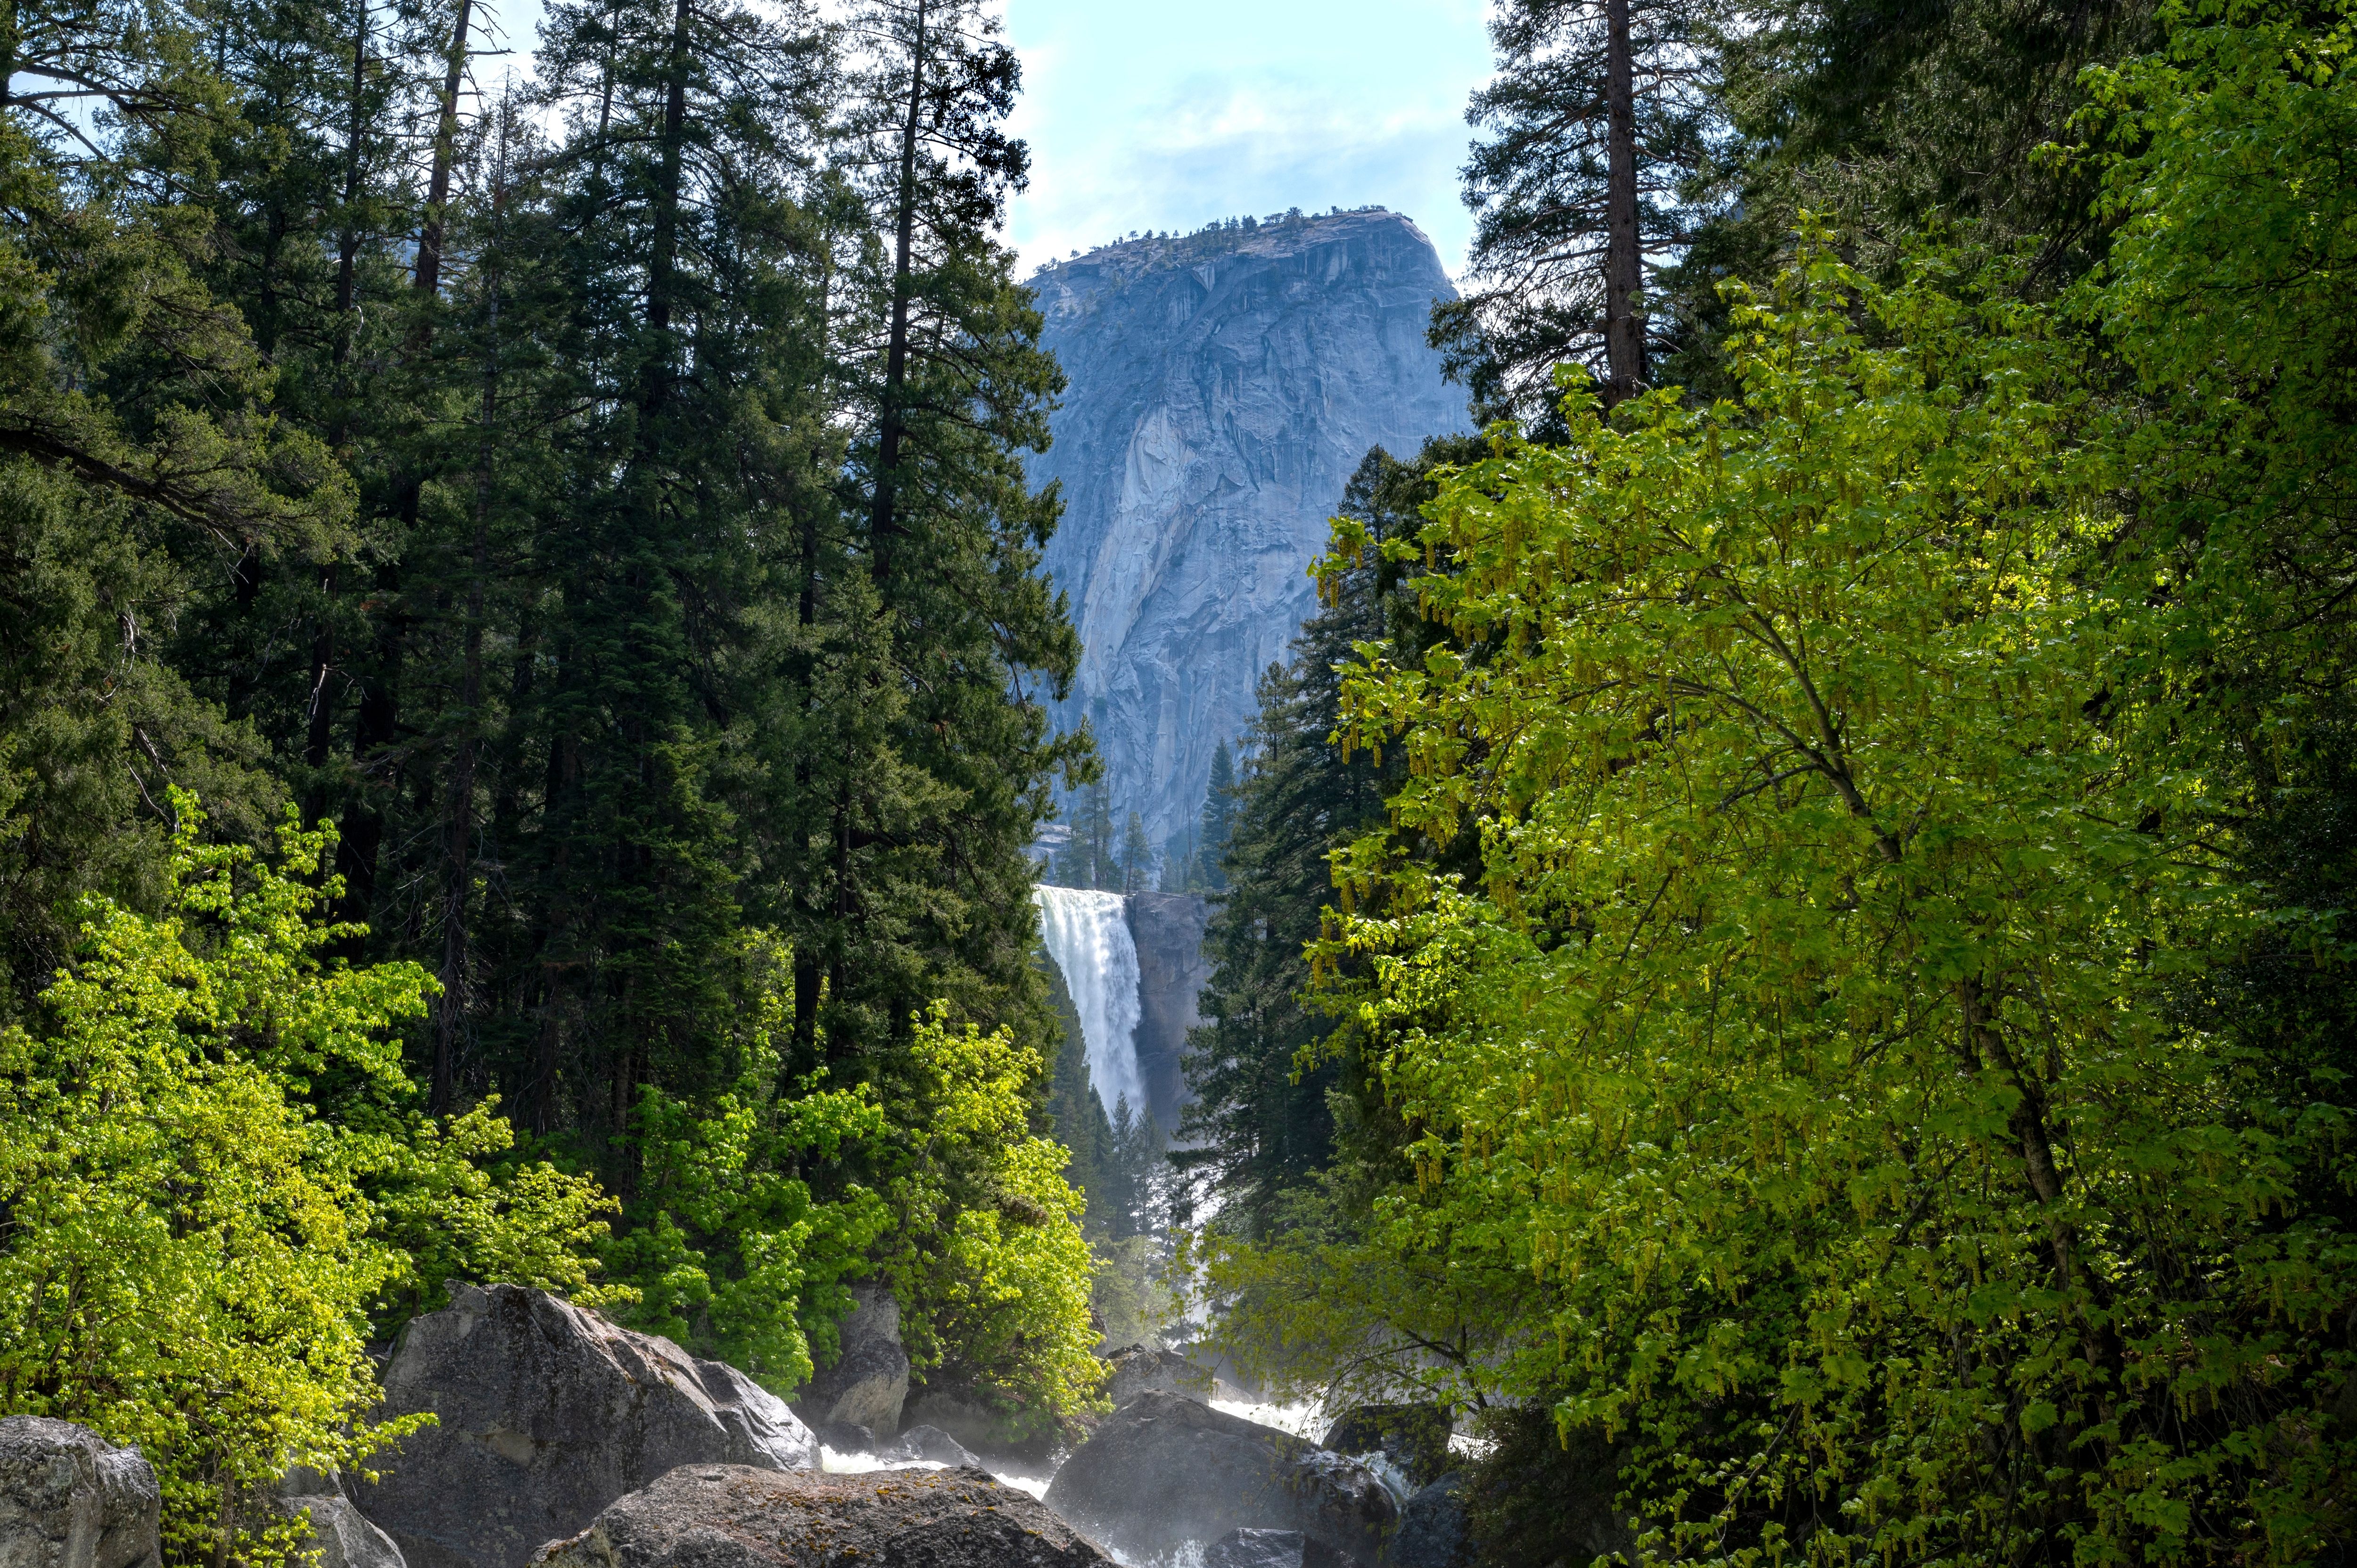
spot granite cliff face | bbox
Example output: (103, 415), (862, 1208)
(1126, 891), (1211, 1133)
(1029, 211), (1467, 847)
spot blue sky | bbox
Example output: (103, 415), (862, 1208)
(473, 0), (1496, 276)
(1000, 0), (1493, 275)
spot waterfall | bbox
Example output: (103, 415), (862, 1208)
(1032, 885), (1144, 1119)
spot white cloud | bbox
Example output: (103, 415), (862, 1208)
(472, 0), (1496, 275)
(1009, 72), (1474, 271)
(1004, 0), (1492, 276)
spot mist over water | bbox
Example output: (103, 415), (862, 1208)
(1033, 885), (1145, 1118)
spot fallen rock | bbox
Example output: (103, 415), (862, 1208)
(801, 1420), (875, 1457)
(1383, 1476), (1470, 1568)
(1103, 1346), (1212, 1409)
(1043, 1392), (1395, 1566)
(791, 1284), (909, 1439)
(1319, 1406), (1454, 1492)
(1168, 1343), (1263, 1404)
(1205, 1529), (1348, 1568)
(898, 1386), (1052, 1463)
(358, 1283), (817, 1568)
(0, 1417), (162, 1568)
(275, 1495), (407, 1568)
(528, 1462), (1108, 1568)
(879, 1426), (983, 1469)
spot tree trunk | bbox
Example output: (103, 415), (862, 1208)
(643, 0), (692, 416)
(529, 976), (564, 1133)
(0, 2), (19, 109)
(413, 0), (474, 303)
(793, 951), (821, 1072)
(1602, 0), (1643, 405)
(301, 564), (339, 807)
(339, 0), (472, 932)
(435, 131), (509, 1113)
(332, 0), (371, 365)
(530, 721), (577, 1134)
(867, 0), (928, 585)
(434, 541), (480, 1113)
(1956, 974), (2124, 1438)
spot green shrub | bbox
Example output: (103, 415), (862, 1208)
(0, 798), (614, 1565)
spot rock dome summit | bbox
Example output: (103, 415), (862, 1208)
(1027, 209), (1470, 848)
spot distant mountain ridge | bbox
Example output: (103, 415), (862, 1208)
(1027, 209), (1469, 850)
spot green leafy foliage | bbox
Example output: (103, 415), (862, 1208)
(0, 796), (629, 1563)
(1181, 10), (2357, 1553)
(876, 1003), (1103, 1435)
(1275, 208), (2357, 1557)
(0, 801), (420, 1563)
(364, 1104), (627, 1332)
(590, 981), (1104, 1423)
(601, 936), (890, 1394)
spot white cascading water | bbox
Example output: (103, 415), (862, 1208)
(1032, 884), (1145, 1119)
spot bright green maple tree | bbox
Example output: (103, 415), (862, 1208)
(880, 1003), (1105, 1435)
(1273, 222), (2357, 1560)
(0, 797), (616, 1566)
(599, 983), (1103, 1425)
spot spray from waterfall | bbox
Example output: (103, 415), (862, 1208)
(1032, 885), (1145, 1120)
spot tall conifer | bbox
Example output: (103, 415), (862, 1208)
(1436, 0), (1724, 421)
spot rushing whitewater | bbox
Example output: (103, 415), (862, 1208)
(1033, 885), (1145, 1119)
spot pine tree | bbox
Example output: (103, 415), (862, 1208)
(0, 0), (350, 1014)
(1193, 740), (1237, 893)
(1721, 0), (2149, 266)
(1434, 0), (1725, 422)
(1102, 1095), (1167, 1243)
(1177, 445), (1471, 1237)
(783, 0), (1083, 1067)
(1118, 811), (1155, 895)
(1056, 780), (1117, 890)
(430, 0), (831, 1161)
(1158, 826), (1195, 892)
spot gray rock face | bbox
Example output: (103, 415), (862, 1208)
(0, 1417), (161, 1568)
(877, 1427), (982, 1469)
(799, 1421), (875, 1457)
(1042, 1392), (1395, 1566)
(1204, 1530), (1346, 1568)
(1102, 1346), (1211, 1409)
(1383, 1477), (1470, 1568)
(792, 1285), (909, 1439)
(528, 1463), (1108, 1568)
(1318, 1406), (1454, 1492)
(1124, 893), (1210, 1132)
(1167, 1341), (1263, 1403)
(895, 1388), (1051, 1465)
(1029, 212), (1469, 850)
(276, 1495), (407, 1568)
(359, 1283), (816, 1568)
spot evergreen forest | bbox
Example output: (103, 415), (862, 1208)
(0, 0), (1105, 1557)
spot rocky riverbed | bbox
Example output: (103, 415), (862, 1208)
(0, 1285), (1492, 1568)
